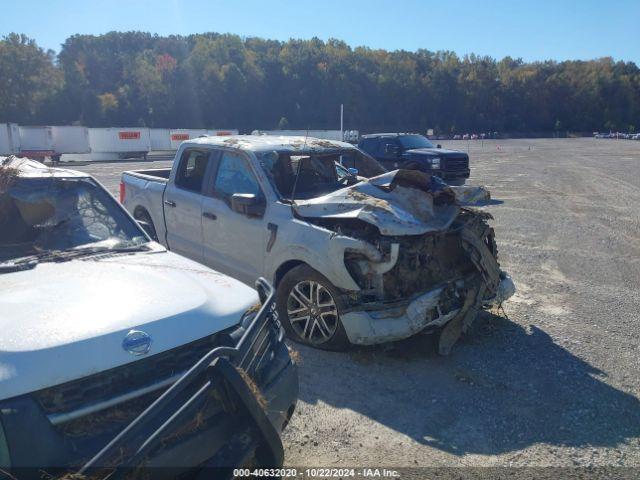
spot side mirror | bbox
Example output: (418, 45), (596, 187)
(347, 167), (359, 176)
(231, 193), (265, 217)
(437, 144), (442, 149)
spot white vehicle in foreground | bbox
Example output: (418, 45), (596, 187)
(0, 157), (297, 474)
(121, 136), (515, 352)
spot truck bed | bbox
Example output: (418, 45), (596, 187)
(124, 168), (171, 181)
(121, 168), (172, 244)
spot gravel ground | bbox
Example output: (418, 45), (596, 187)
(76, 138), (640, 475)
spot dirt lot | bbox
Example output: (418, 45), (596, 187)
(79, 138), (640, 472)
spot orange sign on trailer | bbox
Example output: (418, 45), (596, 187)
(170, 133), (190, 141)
(119, 131), (141, 140)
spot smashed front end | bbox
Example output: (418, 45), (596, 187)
(294, 170), (515, 353)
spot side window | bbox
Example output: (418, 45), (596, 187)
(175, 150), (210, 193)
(379, 139), (399, 158)
(213, 152), (262, 202)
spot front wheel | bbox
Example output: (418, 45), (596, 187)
(276, 265), (350, 351)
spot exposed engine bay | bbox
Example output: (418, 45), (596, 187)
(294, 168), (514, 352)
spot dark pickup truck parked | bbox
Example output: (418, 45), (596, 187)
(358, 133), (470, 185)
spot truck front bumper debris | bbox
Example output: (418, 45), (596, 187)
(341, 272), (516, 346)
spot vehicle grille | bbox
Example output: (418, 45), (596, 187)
(34, 333), (227, 417)
(34, 315), (279, 430)
(444, 156), (469, 171)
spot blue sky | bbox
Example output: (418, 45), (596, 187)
(2, 0), (639, 64)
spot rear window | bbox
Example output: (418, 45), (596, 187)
(359, 138), (378, 153)
(175, 150), (211, 193)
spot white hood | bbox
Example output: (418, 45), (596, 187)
(0, 250), (258, 400)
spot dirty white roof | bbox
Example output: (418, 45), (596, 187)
(0, 156), (89, 178)
(186, 135), (356, 153)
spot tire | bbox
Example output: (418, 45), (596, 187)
(134, 209), (158, 242)
(276, 265), (350, 351)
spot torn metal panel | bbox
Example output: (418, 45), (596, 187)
(341, 272), (515, 346)
(337, 204), (515, 348)
(449, 185), (492, 205)
(294, 170), (460, 236)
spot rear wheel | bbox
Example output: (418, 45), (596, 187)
(276, 265), (350, 350)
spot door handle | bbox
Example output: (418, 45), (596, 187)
(202, 212), (217, 221)
(164, 200), (176, 207)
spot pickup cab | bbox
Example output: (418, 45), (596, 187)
(0, 156), (297, 477)
(358, 133), (470, 185)
(121, 136), (514, 353)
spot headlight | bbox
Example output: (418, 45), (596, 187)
(430, 157), (441, 169)
(0, 417), (10, 470)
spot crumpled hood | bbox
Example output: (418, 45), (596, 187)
(294, 170), (461, 236)
(405, 147), (467, 157)
(0, 250), (258, 400)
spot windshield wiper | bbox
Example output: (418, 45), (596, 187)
(0, 243), (151, 273)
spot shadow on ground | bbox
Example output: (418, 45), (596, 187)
(293, 311), (640, 455)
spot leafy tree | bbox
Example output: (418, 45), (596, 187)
(0, 33), (62, 123)
(1, 32), (638, 134)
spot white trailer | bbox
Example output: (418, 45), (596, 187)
(150, 129), (172, 151)
(51, 126), (91, 159)
(18, 125), (91, 161)
(251, 129), (359, 143)
(19, 126), (54, 159)
(88, 128), (151, 159)
(169, 129), (238, 150)
(169, 129), (209, 150)
(0, 123), (20, 155)
(148, 128), (238, 152)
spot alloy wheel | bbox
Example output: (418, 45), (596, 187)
(286, 280), (339, 345)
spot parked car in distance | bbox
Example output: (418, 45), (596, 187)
(358, 133), (470, 185)
(0, 156), (297, 476)
(121, 136), (514, 353)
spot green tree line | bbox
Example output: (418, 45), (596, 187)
(1, 31), (638, 134)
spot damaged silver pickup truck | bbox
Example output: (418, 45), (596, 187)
(121, 136), (515, 353)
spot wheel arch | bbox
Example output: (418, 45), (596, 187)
(404, 160), (427, 171)
(132, 205), (158, 241)
(273, 260), (308, 287)
(132, 205), (151, 220)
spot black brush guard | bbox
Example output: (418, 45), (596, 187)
(76, 278), (284, 479)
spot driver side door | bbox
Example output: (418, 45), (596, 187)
(201, 149), (268, 286)
(377, 138), (402, 170)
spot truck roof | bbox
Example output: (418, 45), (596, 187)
(185, 135), (355, 154)
(0, 156), (89, 179)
